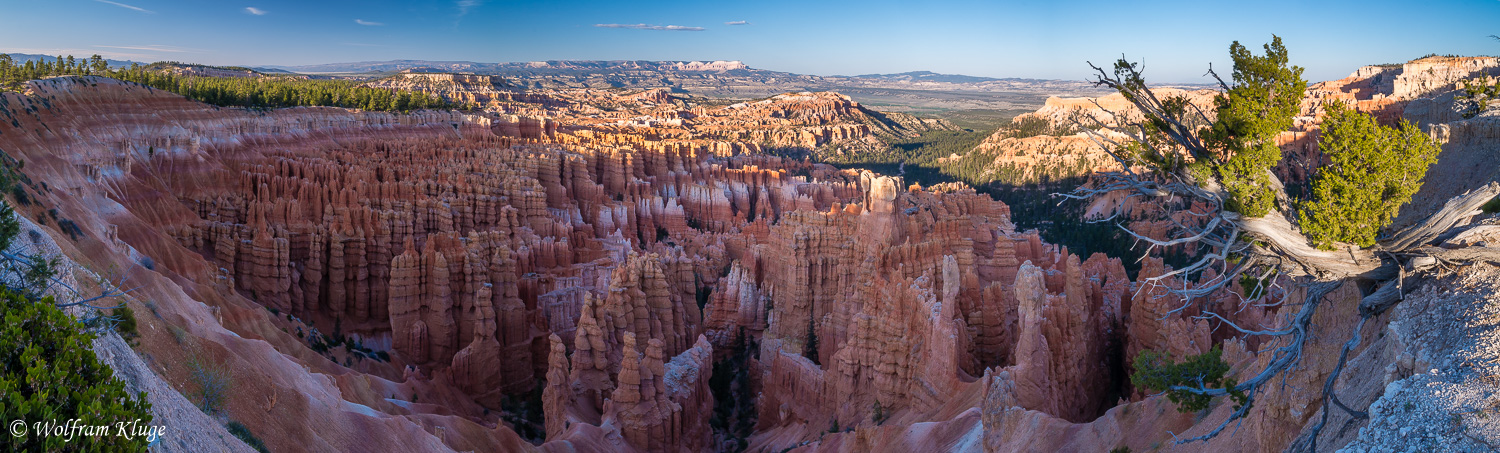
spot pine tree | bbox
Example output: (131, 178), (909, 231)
(1298, 102), (1441, 249)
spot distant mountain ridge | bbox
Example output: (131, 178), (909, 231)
(847, 71), (1008, 84)
(269, 59), (755, 75)
(3, 53), (141, 68)
(262, 58), (1116, 113)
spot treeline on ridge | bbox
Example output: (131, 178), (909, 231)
(0, 54), (462, 112)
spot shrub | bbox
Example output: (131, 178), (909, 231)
(225, 421), (269, 453)
(1299, 102), (1441, 249)
(10, 183), (29, 206)
(186, 353), (234, 415)
(1458, 76), (1500, 119)
(168, 324), (188, 344)
(1130, 346), (1246, 413)
(1482, 196), (1500, 214)
(0, 288), (154, 451)
(113, 304), (140, 346)
(57, 218), (84, 241)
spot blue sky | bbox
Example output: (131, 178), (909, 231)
(2, 0), (1499, 82)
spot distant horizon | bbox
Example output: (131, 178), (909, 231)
(8, 51), (1489, 85)
(5, 0), (1499, 83)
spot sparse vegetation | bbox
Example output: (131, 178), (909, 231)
(819, 128), (993, 168)
(57, 218), (83, 241)
(997, 111), (1086, 139)
(710, 327), (758, 453)
(1482, 196), (1500, 214)
(113, 304), (140, 346)
(186, 353), (234, 415)
(10, 182), (30, 206)
(499, 381), (547, 444)
(804, 318), (820, 365)
(1458, 75), (1500, 118)
(1130, 346), (1246, 414)
(226, 420), (270, 453)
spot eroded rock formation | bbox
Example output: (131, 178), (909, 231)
(5, 55), (1494, 452)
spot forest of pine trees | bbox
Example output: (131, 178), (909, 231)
(0, 54), (460, 112)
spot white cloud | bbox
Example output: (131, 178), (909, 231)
(594, 23), (706, 31)
(94, 0), (154, 14)
(724, 20), (750, 26)
(456, 0), (482, 17)
(355, 19), (384, 26)
(245, 7), (267, 15)
(93, 44), (204, 53)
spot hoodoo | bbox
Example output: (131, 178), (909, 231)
(2, 10), (1499, 452)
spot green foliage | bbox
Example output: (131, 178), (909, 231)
(0, 54), (461, 112)
(824, 126), (1099, 187)
(0, 202), (19, 253)
(0, 288), (153, 452)
(803, 318), (820, 365)
(819, 129), (994, 168)
(497, 379), (546, 444)
(709, 328), (757, 453)
(0, 201), (57, 301)
(0, 54), (111, 91)
(1130, 346), (1247, 414)
(10, 183), (29, 206)
(1482, 196), (1500, 214)
(186, 353), (234, 415)
(113, 304), (140, 347)
(107, 68), (458, 112)
(225, 421), (269, 453)
(1299, 102), (1440, 249)
(999, 114), (1081, 139)
(56, 218), (83, 242)
(1200, 36), (1308, 217)
(1458, 76), (1500, 119)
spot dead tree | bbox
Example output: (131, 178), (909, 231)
(1058, 54), (1500, 451)
(0, 247), (138, 331)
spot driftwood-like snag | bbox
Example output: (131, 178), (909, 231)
(1061, 51), (1500, 452)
